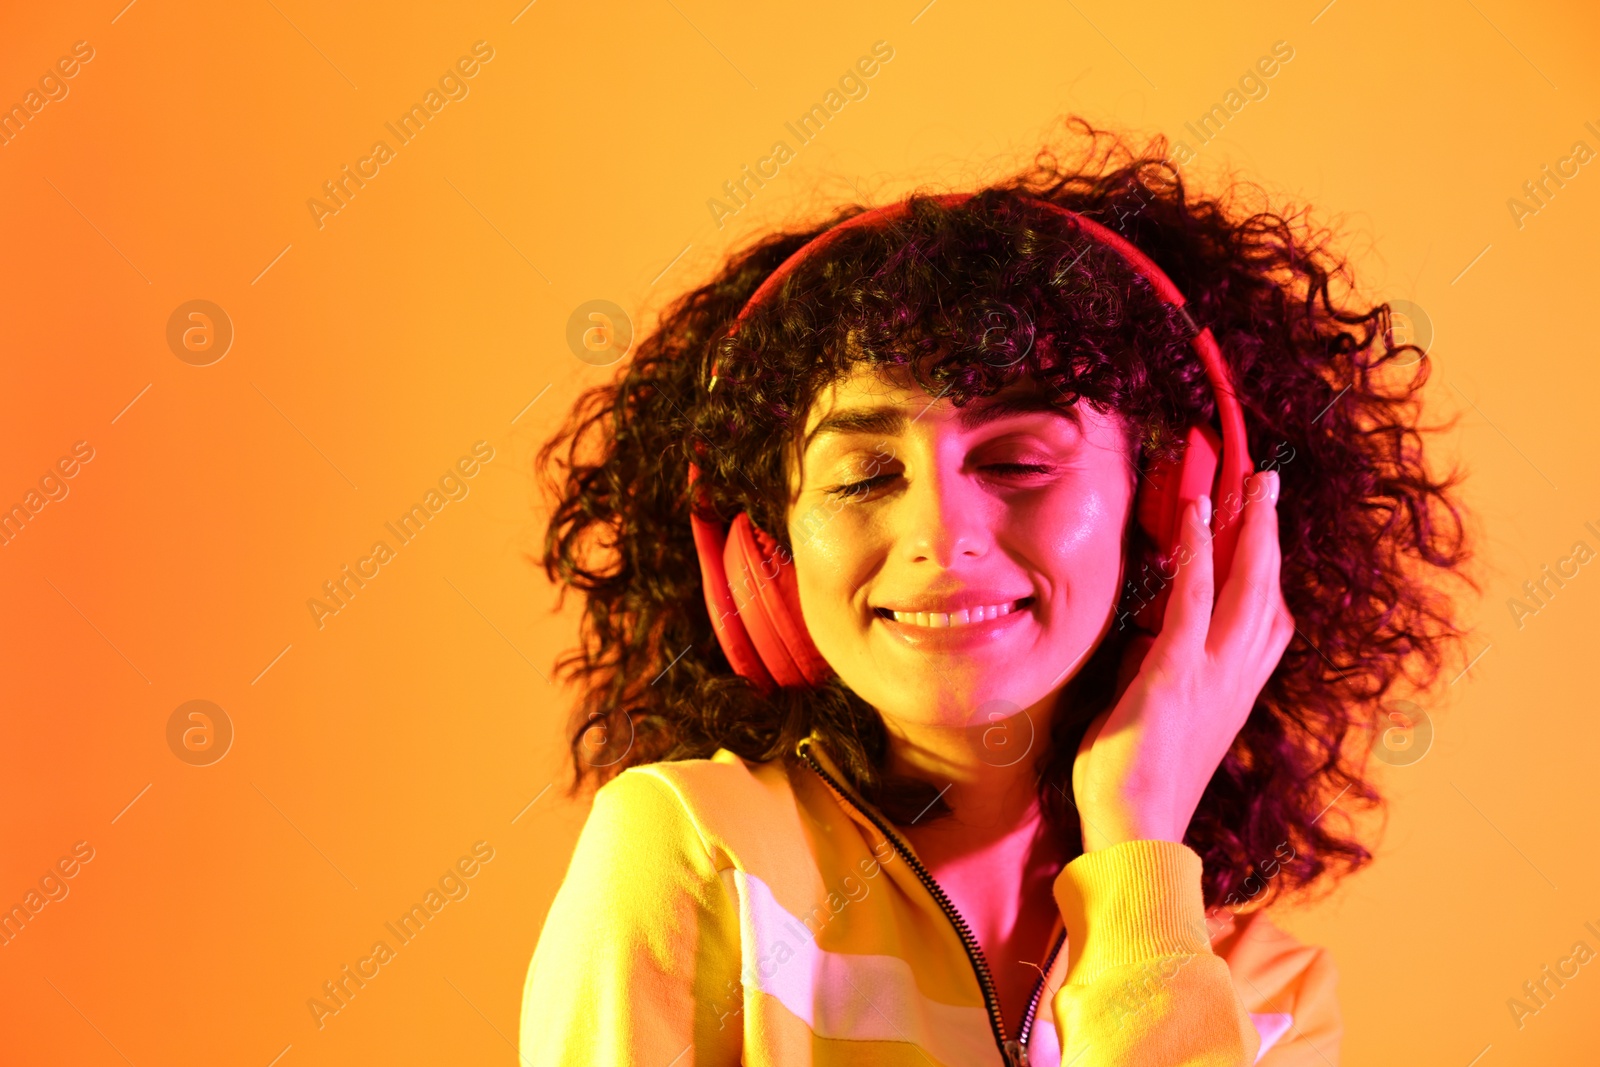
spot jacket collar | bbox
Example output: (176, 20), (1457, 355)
(792, 729), (866, 807)
(792, 729), (932, 866)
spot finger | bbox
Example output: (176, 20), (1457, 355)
(1210, 470), (1284, 662)
(1267, 604), (1296, 669)
(1242, 605), (1297, 711)
(1265, 593), (1296, 662)
(1157, 495), (1215, 656)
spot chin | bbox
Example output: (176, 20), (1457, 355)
(860, 676), (1019, 728)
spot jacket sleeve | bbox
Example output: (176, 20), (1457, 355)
(1050, 839), (1261, 1066)
(519, 768), (744, 1067)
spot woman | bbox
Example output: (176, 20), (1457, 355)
(520, 119), (1471, 1065)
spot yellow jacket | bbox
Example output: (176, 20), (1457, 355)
(520, 732), (1341, 1065)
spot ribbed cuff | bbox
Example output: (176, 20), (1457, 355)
(1053, 839), (1212, 986)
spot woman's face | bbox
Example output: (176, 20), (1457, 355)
(785, 363), (1137, 753)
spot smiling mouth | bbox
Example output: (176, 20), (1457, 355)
(872, 597), (1035, 629)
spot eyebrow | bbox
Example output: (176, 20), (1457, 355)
(803, 391), (1079, 452)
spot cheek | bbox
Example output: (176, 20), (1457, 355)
(789, 509), (877, 633)
(793, 510), (859, 580)
(1045, 493), (1104, 549)
(1030, 488), (1128, 598)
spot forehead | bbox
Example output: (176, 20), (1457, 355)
(799, 363), (1095, 452)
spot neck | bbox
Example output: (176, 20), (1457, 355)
(881, 688), (1070, 869)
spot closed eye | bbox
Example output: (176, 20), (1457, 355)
(825, 474), (895, 500)
(824, 463), (1053, 500)
(986, 463), (1053, 476)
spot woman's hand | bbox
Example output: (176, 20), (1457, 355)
(1071, 470), (1294, 852)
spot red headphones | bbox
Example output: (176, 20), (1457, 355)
(687, 193), (1252, 695)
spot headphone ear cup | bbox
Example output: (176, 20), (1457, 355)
(725, 514), (833, 689)
(1133, 421), (1222, 633)
(690, 506), (778, 693)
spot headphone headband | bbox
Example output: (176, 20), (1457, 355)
(708, 191), (1208, 391)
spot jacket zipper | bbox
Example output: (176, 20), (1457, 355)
(796, 739), (1068, 1067)
(1016, 927), (1067, 1058)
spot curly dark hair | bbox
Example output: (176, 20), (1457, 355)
(534, 116), (1475, 910)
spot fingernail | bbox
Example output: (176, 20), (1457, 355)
(1267, 470), (1280, 505)
(1197, 494), (1212, 526)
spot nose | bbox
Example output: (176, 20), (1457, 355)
(899, 452), (992, 567)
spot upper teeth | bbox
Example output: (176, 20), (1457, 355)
(887, 601), (1021, 628)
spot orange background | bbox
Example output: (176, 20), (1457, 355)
(2, 1), (1597, 1063)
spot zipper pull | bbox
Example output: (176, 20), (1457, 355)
(1002, 1038), (1030, 1066)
